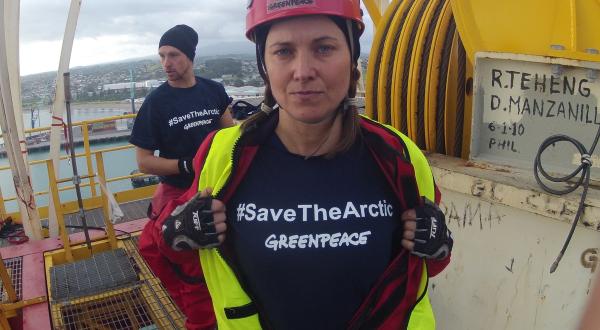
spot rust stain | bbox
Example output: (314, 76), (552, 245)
(464, 161), (511, 173)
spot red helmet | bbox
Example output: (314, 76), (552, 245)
(246, 0), (364, 41)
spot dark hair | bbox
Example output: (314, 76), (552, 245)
(242, 16), (362, 158)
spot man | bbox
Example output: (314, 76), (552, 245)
(129, 24), (233, 330)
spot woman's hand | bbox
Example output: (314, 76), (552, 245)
(400, 198), (453, 259)
(162, 188), (228, 251)
(400, 209), (417, 251)
(201, 188), (228, 245)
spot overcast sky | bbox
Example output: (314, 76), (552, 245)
(18, 0), (375, 76)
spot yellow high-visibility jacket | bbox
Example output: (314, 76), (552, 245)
(155, 112), (450, 329)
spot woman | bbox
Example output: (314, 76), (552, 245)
(155, 1), (453, 329)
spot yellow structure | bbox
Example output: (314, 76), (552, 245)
(0, 113), (181, 329)
(363, 0), (600, 158)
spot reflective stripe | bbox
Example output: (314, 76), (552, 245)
(197, 126), (262, 329)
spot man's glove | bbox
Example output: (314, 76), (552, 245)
(412, 198), (453, 260)
(162, 192), (220, 251)
(178, 157), (194, 178)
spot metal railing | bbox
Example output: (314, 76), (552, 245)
(0, 113), (151, 227)
(0, 112), (157, 328)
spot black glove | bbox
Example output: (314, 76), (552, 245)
(178, 157), (194, 178)
(412, 198), (453, 260)
(162, 192), (220, 251)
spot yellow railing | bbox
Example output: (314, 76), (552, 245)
(0, 113), (153, 227)
(0, 113), (146, 327)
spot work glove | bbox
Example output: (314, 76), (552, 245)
(412, 198), (453, 260)
(178, 157), (194, 178)
(162, 192), (220, 251)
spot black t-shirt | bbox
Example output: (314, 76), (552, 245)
(129, 76), (229, 188)
(226, 133), (401, 329)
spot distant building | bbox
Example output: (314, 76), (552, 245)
(102, 80), (162, 92)
(225, 86), (263, 98)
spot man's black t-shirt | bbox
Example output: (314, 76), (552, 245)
(226, 133), (401, 329)
(129, 76), (229, 188)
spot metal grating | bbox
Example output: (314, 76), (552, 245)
(60, 198), (151, 234)
(0, 256), (22, 301)
(52, 281), (184, 330)
(49, 235), (185, 329)
(50, 248), (138, 301)
(118, 199), (151, 223)
(123, 236), (154, 279)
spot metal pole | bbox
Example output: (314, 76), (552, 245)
(46, 159), (73, 262)
(0, 0), (42, 240)
(63, 72), (92, 251)
(47, 0), (82, 238)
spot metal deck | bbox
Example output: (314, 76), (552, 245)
(63, 198), (151, 234)
(0, 198), (151, 248)
(0, 194), (188, 330)
(49, 236), (185, 330)
(50, 248), (139, 301)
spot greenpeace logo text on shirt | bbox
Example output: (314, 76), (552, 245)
(265, 231), (372, 251)
(235, 200), (394, 222)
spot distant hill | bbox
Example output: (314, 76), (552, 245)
(20, 50), (369, 107)
(20, 53), (260, 106)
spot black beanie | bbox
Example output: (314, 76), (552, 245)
(159, 24), (198, 61)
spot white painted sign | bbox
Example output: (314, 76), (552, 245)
(470, 52), (600, 179)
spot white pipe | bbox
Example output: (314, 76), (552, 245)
(5, 1), (32, 229)
(47, 0), (82, 237)
(5, 0), (25, 161)
(0, 0), (42, 240)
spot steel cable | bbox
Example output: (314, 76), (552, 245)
(454, 38), (466, 157)
(533, 126), (600, 273)
(435, 20), (455, 154)
(385, 0), (413, 125)
(400, 1), (427, 134)
(416, 0), (444, 149)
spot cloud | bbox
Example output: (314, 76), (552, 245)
(18, 0), (375, 75)
(20, 0), (249, 43)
